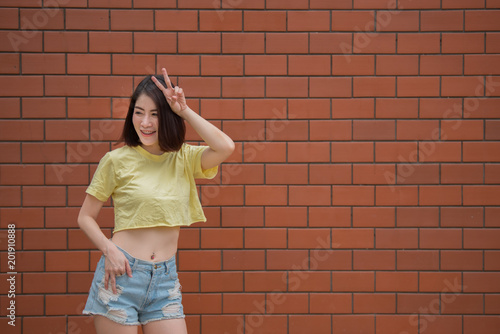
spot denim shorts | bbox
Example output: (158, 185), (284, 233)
(82, 244), (184, 325)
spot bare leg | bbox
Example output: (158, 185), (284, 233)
(94, 315), (139, 334)
(142, 318), (188, 334)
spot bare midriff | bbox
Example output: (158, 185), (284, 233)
(111, 226), (181, 262)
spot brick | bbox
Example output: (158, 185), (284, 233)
(376, 55), (418, 75)
(222, 0), (265, 8)
(222, 77), (263, 98)
(0, 54), (19, 74)
(333, 272), (375, 291)
(244, 55), (286, 76)
(89, 31), (132, 53)
(245, 228), (286, 249)
(288, 228), (331, 249)
(353, 250), (395, 270)
(442, 164), (483, 184)
(0, 120), (43, 141)
(443, 0), (485, 8)
(66, 9), (108, 30)
(421, 55), (463, 75)
(333, 55), (374, 75)
(154, 10), (197, 31)
(310, 33), (352, 54)
(201, 228), (243, 249)
(376, 315), (418, 334)
(464, 142), (500, 162)
(420, 185), (462, 206)
(200, 315), (244, 334)
(68, 98), (111, 118)
(223, 293), (266, 313)
(200, 272), (243, 292)
(67, 53), (110, 75)
(376, 185), (418, 206)
(23, 317), (67, 334)
(45, 120), (89, 141)
(354, 0), (397, 8)
(265, 207), (308, 227)
(44, 31), (87, 52)
(244, 11), (286, 31)
(21, 53), (65, 74)
(201, 55), (243, 76)
(245, 271), (287, 292)
(200, 10), (242, 31)
(221, 207), (263, 227)
(23, 186), (66, 206)
(486, 33), (500, 53)
(201, 99), (242, 120)
(486, 120), (500, 139)
(332, 228), (374, 248)
(3, 295), (44, 316)
(267, 0), (308, 8)
(443, 33), (485, 53)
(354, 77), (395, 97)
(245, 185), (287, 205)
(23, 97), (65, 118)
(45, 75), (88, 97)
(376, 98), (418, 118)
(222, 32), (264, 54)
(441, 76), (484, 96)
(331, 10), (374, 31)
(0, 165), (43, 186)
(465, 55), (500, 75)
(463, 273), (500, 293)
(353, 120), (395, 140)
(397, 77), (440, 97)
(396, 163), (440, 185)
(0, 8), (18, 29)
(243, 142), (286, 162)
(19, 7), (64, 30)
(183, 294), (221, 314)
(353, 207), (394, 228)
(289, 186), (331, 206)
(332, 142), (373, 162)
(332, 98), (374, 118)
(288, 271), (331, 292)
(442, 119), (483, 140)
(377, 10), (419, 31)
(288, 10), (330, 31)
(288, 98), (330, 119)
(311, 77), (352, 97)
(178, 0), (220, 8)
(310, 120), (351, 141)
(464, 316), (500, 334)
(421, 10), (464, 31)
(420, 228), (463, 249)
(466, 10), (500, 31)
(89, 76), (133, 97)
(420, 98), (463, 118)
(376, 272), (419, 291)
(22, 142), (65, 163)
(201, 185), (244, 206)
(266, 33), (309, 53)
(309, 164), (351, 185)
(0, 75), (43, 97)
(398, 33), (441, 54)
(288, 142), (330, 162)
(266, 250), (309, 270)
(112, 54), (155, 75)
(223, 250), (265, 270)
(0, 97), (19, 118)
(0, 208), (44, 229)
(267, 77), (308, 98)
(376, 227), (418, 249)
(46, 251), (89, 271)
(110, 9), (153, 30)
(396, 120), (439, 140)
(289, 55), (331, 76)
(179, 32), (221, 53)
(419, 142), (462, 163)
(311, 0), (352, 8)
(353, 33), (396, 53)
(23, 273), (66, 293)
(464, 229), (500, 249)
(332, 315), (375, 333)
(353, 293), (395, 313)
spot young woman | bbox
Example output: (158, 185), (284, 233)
(78, 68), (234, 334)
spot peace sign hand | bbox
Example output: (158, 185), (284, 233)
(151, 68), (188, 117)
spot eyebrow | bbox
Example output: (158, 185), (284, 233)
(134, 106), (158, 111)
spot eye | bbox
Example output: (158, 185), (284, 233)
(134, 110), (143, 115)
(152, 112), (158, 117)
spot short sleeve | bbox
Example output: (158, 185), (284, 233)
(86, 152), (117, 202)
(185, 144), (218, 179)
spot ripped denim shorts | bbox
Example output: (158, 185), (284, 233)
(82, 244), (184, 326)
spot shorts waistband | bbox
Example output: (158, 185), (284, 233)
(110, 240), (176, 271)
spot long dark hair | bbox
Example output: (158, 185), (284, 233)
(120, 75), (186, 152)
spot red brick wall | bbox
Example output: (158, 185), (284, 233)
(1, 1), (500, 333)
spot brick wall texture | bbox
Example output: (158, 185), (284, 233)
(1, 0), (500, 333)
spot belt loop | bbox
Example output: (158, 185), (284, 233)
(132, 258), (138, 271)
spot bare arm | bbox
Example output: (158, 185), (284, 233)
(77, 194), (132, 293)
(151, 68), (235, 170)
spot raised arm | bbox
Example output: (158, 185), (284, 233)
(151, 68), (235, 170)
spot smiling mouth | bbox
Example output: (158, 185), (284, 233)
(141, 130), (156, 137)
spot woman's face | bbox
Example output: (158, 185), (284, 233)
(132, 94), (161, 154)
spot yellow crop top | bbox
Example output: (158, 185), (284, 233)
(86, 143), (218, 233)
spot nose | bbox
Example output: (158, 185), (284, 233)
(141, 114), (152, 127)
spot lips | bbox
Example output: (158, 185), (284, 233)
(141, 130), (156, 137)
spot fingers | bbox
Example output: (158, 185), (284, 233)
(111, 276), (117, 294)
(104, 273), (109, 290)
(162, 68), (174, 90)
(125, 260), (133, 278)
(151, 75), (166, 92)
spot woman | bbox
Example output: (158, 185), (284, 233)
(78, 68), (234, 334)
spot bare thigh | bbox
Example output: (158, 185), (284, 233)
(142, 318), (187, 334)
(94, 315), (138, 334)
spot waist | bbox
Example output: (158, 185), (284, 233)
(111, 242), (176, 271)
(111, 226), (180, 262)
